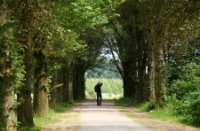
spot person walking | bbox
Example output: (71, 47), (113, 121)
(94, 82), (103, 106)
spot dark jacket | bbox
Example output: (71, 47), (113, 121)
(95, 83), (102, 93)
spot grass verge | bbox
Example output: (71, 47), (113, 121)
(147, 108), (182, 123)
(34, 102), (77, 127)
(115, 98), (183, 124)
(18, 127), (41, 131)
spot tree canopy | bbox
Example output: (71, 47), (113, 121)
(1, 0), (200, 130)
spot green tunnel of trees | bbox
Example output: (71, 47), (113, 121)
(1, 0), (200, 130)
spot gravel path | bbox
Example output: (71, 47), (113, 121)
(42, 100), (199, 131)
(77, 100), (152, 131)
(42, 100), (153, 131)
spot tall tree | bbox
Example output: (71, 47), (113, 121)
(109, 0), (200, 107)
(14, 0), (39, 127)
(139, 0), (200, 107)
(117, 0), (139, 99)
(33, 4), (53, 117)
(0, 1), (17, 130)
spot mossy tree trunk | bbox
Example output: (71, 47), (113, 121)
(62, 61), (75, 102)
(148, 42), (156, 103)
(154, 44), (165, 108)
(15, 0), (36, 127)
(33, 51), (48, 117)
(49, 69), (64, 106)
(67, 61), (74, 102)
(17, 34), (34, 127)
(0, 3), (17, 130)
(49, 72), (59, 107)
(4, 85), (16, 131)
(148, 36), (165, 108)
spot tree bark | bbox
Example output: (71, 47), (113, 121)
(5, 85), (16, 131)
(62, 61), (74, 102)
(17, 34), (34, 127)
(14, 0), (37, 127)
(148, 40), (165, 108)
(148, 42), (156, 103)
(49, 69), (64, 106)
(0, 5), (17, 130)
(67, 61), (74, 102)
(33, 51), (48, 117)
(154, 45), (165, 108)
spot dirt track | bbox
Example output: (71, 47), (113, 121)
(42, 100), (199, 131)
(42, 100), (152, 131)
(78, 101), (152, 131)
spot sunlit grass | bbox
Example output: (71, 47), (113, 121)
(116, 98), (183, 124)
(18, 127), (41, 131)
(85, 78), (123, 99)
(147, 108), (182, 123)
(34, 109), (60, 127)
(34, 102), (77, 127)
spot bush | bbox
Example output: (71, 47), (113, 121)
(167, 63), (200, 126)
(164, 94), (180, 110)
(139, 101), (155, 112)
(170, 63), (200, 99)
(115, 98), (137, 107)
(175, 91), (200, 126)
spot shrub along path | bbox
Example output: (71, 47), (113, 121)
(42, 100), (199, 131)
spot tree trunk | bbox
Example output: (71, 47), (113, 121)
(49, 69), (64, 106)
(49, 74), (57, 107)
(64, 61), (74, 102)
(54, 61), (74, 104)
(15, 0), (36, 127)
(118, 0), (139, 100)
(136, 30), (148, 103)
(79, 70), (86, 100)
(62, 66), (69, 102)
(17, 34), (34, 127)
(73, 62), (86, 100)
(33, 52), (48, 117)
(148, 42), (156, 102)
(0, 6), (17, 130)
(122, 62), (137, 99)
(148, 40), (165, 108)
(154, 45), (165, 108)
(5, 85), (16, 131)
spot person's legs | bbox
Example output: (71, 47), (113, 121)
(97, 93), (100, 105)
(99, 93), (102, 105)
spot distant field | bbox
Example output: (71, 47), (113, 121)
(85, 78), (123, 99)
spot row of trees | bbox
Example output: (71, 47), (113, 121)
(106, 0), (200, 107)
(0, 0), (121, 130)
